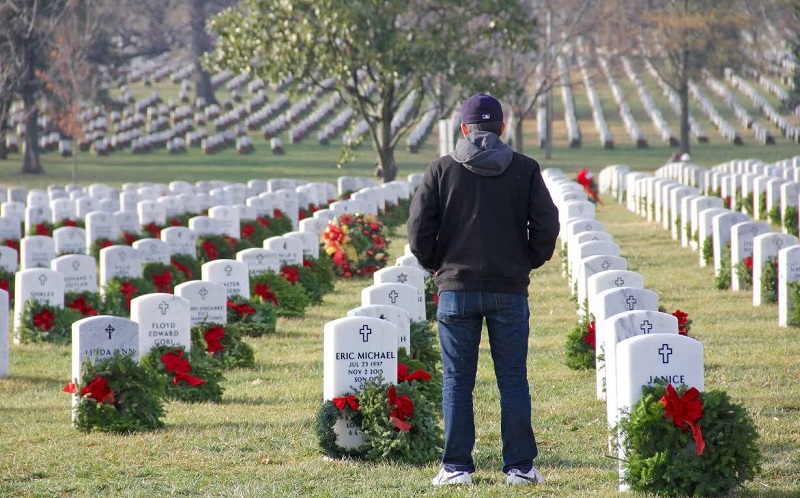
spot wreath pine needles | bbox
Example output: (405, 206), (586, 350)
(564, 309), (596, 370)
(250, 271), (309, 318)
(304, 256), (335, 296)
(191, 322), (256, 369)
(65, 291), (102, 318)
(617, 383), (760, 496)
(761, 256), (778, 304)
(101, 277), (157, 317)
(141, 346), (225, 403)
(70, 352), (166, 433)
(19, 300), (82, 344)
(170, 254), (200, 281)
(226, 294), (277, 337)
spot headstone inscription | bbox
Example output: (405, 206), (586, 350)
(51, 254), (98, 293)
(201, 259), (250, 299)
(174, 280), (228, 326)
(130, 293), (191, 356)
(347, 304), (411, 355)
(361, 282), (424, 323)
(71, 316), (140, 386)
(14, 268), (65, 333)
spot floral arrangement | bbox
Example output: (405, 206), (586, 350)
(226, 293), (278, 337)
(250, 271), (309, 318)
(322, 213), (389, 278)
(191, 322), (255, 369)
(18, 300), (82, 344)
(576, 168), (602, 204)
(616, 382), (760, 496)
(760, 255), (778, 304)
(101, 277), (156, 316)
(564, 310), (596, 370)
(316, 380), (442, 464)
(170, 254), (200, 282)
(140, 346), (225, 403)
(659, 306), (693, 337)
(733, 256), (753, 290)
(65, 291), (102, 318)
(64, 352), (166, 432)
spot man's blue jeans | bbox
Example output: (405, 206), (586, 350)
(436, 290), (538, 474)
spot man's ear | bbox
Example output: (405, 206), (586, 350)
(460, 123), (469, 137)
(501, 122), (506, 136)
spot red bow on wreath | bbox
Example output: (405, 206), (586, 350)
(659, 383), (705, 455)
(80, 376), (115, 404)
(397, 363), (432, 382)
(152, 271), (172, 293)
(576, 168), (603, 204)
(33, 309), (55, 331)
(171, 259), (193, 279)
(160, 350), (206, 387)
(583, 320), (596, 349)
(253, 283), (279, 306)
(281, 267), (300, 283)
(387, 385), (414, 432)
(204, 326), (225, 354)
(332, 394), (359, 411)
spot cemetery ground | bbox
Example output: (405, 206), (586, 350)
(1, 189), (799, 496)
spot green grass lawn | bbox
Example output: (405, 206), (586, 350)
(1, 188), (799, 496)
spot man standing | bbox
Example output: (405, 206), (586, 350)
(407, 93), (559, 486)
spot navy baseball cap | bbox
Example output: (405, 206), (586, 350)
(460, 93), (503, 124)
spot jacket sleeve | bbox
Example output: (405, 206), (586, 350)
(527, 166), (560, 269)
(407, 163), (440, 272)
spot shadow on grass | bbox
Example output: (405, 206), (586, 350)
(4, 374), (67, 390)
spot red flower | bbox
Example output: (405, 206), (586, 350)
(323, 225), (344, 243)
(371, 234), (386, 249)
(397, 362), (432, 382)
(35, 222), (50, 236)
(222, 235), (238, 250)
(160, 349), (205, 386)
(659, 383), (705, 455)
(281, 267), (300, 283)
(583, 320), (596, 349)
(332, 394), (359, 411)
(63, 219), (78, 227)
(204, 325), (225, 354)
(273, 208), (284, 218)
(33, 309), (55, 331)
(253, 283), (279, 306)
(241, 223), (255, 239)
(171, 259), (193, 279)
(387, 385), (414, 432)
(81, 376), (115, 404)
(743, 256), (753, 270)
(370, 222), (381, 231)
(144, 222), (161, 238)
(302, 259), (313, 268)
(152, 271), (173, 293)
(339, 214), (354, 226)
(201, 240), (219, 260)
(67, 296), (98, 317)
(671, 309), (689, 335)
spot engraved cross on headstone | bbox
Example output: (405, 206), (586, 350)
(601, 261), (611, 271)
(614, 277), (625, 287)
(640, 320), (653, 334)
(39, 274), (48, 286)
(256, 254), (264, 265)
(224, 264), (233, 276)
(388, 290), (399, 303)
(626, 295), (637, 310)
(199, 287), (208, 300)
(105, 324), (115, 340)
(159, 301), (169, 315)
(359, 325), (372, 342)
(72, 260), (80, 271)
(658, 344), (673, 363)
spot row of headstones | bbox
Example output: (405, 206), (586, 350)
(600, 155), (800, 325)
(544, 167), (705, 489)
(322, 244), (434, 449)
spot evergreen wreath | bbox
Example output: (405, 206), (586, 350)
(101, 277), (157, 317)
(658, 306), (693, 337)
(226, 294), (278, 337)
(714, 242), (731, 290)
(396, 356), (441, 407)
(191, 322), (255, 369)
(409, 320), (440, 372)
(19, 300), (81, 344)
(0, 267), (16, 306)
(758, 192), (767, 220)
(64, 352), (166, 433)
(65, 291), (102, 318)
(117, 231), (140, 246)
(29, 221), (56, 237)
(89, 238), (115, 259)
(141, 346), (225, 403)
(761, 256), (778, 304)
(378, 198), (411, 229)
(616, 383), (761, 496)
(196, 235), (237, 263)
(284, 263), (324, 304)
(239, 219), (270, 248)
(564, 310), (596, 370)
(424, 277), (438, 321)
(701, 237), (713, 268)
(54, 218), (84, 230)
(316, 381), (442, 464)
(142, 262), (184, 294)
(304, 256), (335, 296)
(142, 222), (168, 239)
(768, 205), (781, 226)
(250, 271), (309, 318)
(260, 209), (293, 237)
(170, 254), (200, 281)
(786, 281), (800, 327)
(733, 256), (753, 290)
(785, 206), (799, 237)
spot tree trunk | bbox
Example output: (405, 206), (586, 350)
(376, 145), (397, 183)
(190, 0), (218, 106)
(21, 42), (42, 174)
(679, 50), (691, 156)
(513, 111), (525, 154)
(0, 98), (9, 160)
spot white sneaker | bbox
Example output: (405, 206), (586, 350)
(431, 467), (473, 486)
(506, 466), (544, 485)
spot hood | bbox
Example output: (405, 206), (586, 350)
(449, 131), (513, 177)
